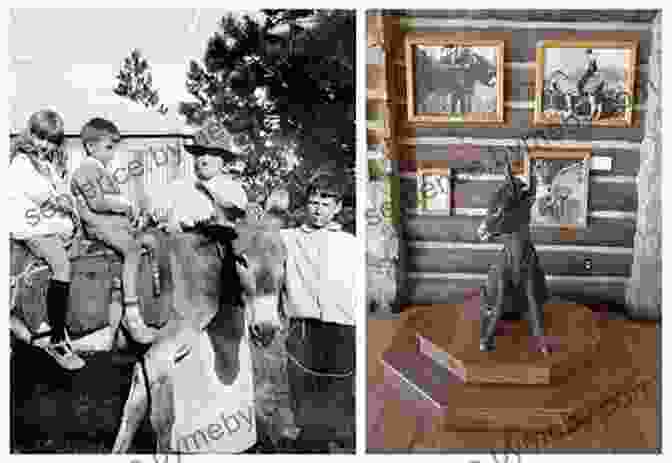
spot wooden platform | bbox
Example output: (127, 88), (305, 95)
(416, 301), (600, 384)
(377, 302), (657, 440)
(368, 312), (659, 451)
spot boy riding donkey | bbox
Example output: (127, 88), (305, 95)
(70, 118), (160, 347)
(146, 121), (274, 454)
(157, 121), (249, 234)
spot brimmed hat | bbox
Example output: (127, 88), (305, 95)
(184, 120), (245, 160)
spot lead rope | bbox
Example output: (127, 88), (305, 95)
(140, 353), (152, 434)
(280, 234), (353, 378)
(284, 322), (353, 378)
(239, 243), (352, 378)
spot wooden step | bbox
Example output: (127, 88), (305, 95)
(415, 302), (600, 385)
(380, 303), (652, 433)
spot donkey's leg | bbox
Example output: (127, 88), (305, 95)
(525, 275), (548, 356)
(112, 361), (150, 452)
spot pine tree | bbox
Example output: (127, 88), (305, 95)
(114, 10), (355, 231)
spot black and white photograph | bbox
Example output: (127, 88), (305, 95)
(524, 149), (591, 229)
(536, 40), (638, 126)
(405, 32), (505, 124)
(8, 8), (356, 454)
(416, 166), (451, 214)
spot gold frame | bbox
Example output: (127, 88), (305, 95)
(405, 32), (505, 125)
(523, 147), (592, 230)
(533, 39), (639, 127)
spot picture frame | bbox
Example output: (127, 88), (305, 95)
(416, 166), (452, 213)
(523, 148), (591, 229)
(534, 39), (638, 127)
(405, 32), (505, 125)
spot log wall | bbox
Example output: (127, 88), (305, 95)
(367, 11), (656, 310)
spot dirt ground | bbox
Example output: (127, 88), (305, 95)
(11, 330), (354, 454)
(11, 342), (154, 453)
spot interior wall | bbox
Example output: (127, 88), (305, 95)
(370, 11), (655, 309)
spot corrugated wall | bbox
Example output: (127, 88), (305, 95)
(61, 135), (195, 210)
(369, 12), (653, 308)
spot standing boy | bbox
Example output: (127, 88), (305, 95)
(280, 174), (360, 452)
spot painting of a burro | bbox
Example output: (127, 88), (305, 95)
(524, 148), (591, 229)
(405, 32), (505, 124)
(535, 40), (638, 127)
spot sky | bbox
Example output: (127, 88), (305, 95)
(9, 9), (262, 134)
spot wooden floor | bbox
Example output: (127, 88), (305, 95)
(367, 307), (660, 452)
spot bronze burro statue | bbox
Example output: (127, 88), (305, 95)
(476, 157), (550, 356)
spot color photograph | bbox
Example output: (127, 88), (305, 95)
(367, 9), (659, 454)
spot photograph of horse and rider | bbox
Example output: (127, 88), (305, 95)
(8, 9), (356, 454)
(538, 43), (637, 126)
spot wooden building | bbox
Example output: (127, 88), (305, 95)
(367, 10), (661, 319)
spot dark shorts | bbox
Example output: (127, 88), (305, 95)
(285, 318), (355, 440)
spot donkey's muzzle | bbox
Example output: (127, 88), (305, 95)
(248, 294), (282, 348)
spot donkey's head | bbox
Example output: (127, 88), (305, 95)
(477, 156), (537, 241)
(234, 220), (286, 347)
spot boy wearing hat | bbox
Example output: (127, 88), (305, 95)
(156, 121), (248, 232)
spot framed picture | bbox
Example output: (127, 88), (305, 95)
(417, 167), (452, 213)
(534, 40), (638, 127)
(405, 32), (505, 125)
(524, 148), (591, 229)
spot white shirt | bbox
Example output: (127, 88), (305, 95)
(8, 153), (75, 239)
(281, 223), (361, 326)
(150, 175), (248, 228)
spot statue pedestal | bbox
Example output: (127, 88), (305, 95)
(380, 300), (653, 438)
(417, 302), (600, 385)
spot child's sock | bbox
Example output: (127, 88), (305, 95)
(46, 279), (70, 343)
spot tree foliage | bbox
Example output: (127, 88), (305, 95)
(114, 10), (355, 230)
(180, 9), (355, 170)
(114, 49), (168, 115)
